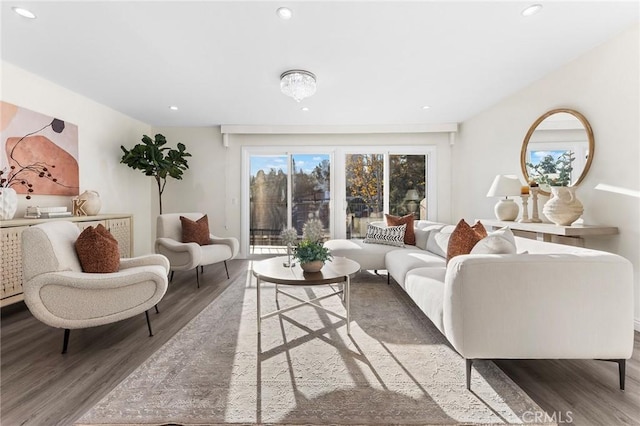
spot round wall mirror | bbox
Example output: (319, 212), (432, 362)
(520, 108), (595, 196)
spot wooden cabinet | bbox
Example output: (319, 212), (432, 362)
(0, 214), (133, 307)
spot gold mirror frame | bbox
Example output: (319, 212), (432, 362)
(520, 108), (595, 196)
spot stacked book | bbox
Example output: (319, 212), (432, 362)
(25, 206), (72, 219)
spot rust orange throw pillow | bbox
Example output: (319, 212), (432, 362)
(446, 219), (488, 263)
(75, 224), (120, 273)
(180, 215), (211, 246)
(385, 213), (416, 245)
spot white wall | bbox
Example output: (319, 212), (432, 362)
(155, 128), (453, 257)
(1, 62), (154, 255)
(454, 25), (640, 326)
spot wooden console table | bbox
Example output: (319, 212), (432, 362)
(0, 214), (133, 307)
(479, 219), (618, 247)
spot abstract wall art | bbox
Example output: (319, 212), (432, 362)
(0, 101), (79, 197)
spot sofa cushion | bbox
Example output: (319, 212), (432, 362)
(386, 248), (445, 289)
(404, 267), (447, 334)
(385, 214), (415, 245)
(324, 239), (399, 270)
(363, 223), (406, 247)
(471, 227), (516, 255)
(447, 219), (487, 263)
(75, 224), (120, 273)
(180, 214), (211, 246)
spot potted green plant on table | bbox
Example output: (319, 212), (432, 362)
(293, 219), (332, 272)
(120, 134), (191, 214)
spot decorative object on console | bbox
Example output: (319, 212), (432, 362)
(280, 69), (317, 102)
(0, 187), (18, 220)
(120, 134), (191, 214)
(446, 219), (487, 263)
(519, 194), (531, 223)
(486, 175), (522, 221)
(76, 190), (101, 216)
(385, 213), (415, 245)
(529, 183), (542, 223)
(280, 227), (298, 267)
(543, 186), (584, 226)
(1, 101), (79, 198)
(293, 219), (331, 272)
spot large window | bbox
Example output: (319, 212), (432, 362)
(242, 146), (435, 256)
(248, 152), (331, 252)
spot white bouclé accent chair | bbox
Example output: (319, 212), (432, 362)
(155, 213), (239, 287)
(21, 221), (170, 354)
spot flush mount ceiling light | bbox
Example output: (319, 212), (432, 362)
(12, 7), (36, 19)
(280, 70), (317, 102)
(521, 4), (543, 16)
(276, 7), (292, 20)
(169, 105), (179, 111)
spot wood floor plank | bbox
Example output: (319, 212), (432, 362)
(2, 259), (639, 425)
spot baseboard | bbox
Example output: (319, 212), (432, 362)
(635, 318), (640, 332)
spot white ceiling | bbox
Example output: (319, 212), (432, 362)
(2, 1), (638, 127)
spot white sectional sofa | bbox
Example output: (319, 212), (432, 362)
(325, 220), (635, 390)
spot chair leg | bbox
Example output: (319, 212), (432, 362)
(155, 304), (159, 314)
(224, 260), (230, 279)
(466, 359), (473, 390)
(200, 265), (204, 273)
(618, 359), (626, 390)
(169, 270), (174, 282)
(61, 329), (70, 354)
(145, 310), (153, 337)
(196, 267), (200, 288)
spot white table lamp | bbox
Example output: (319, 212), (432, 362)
(487, 175), (522, 221)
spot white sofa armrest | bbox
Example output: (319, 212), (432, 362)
(210, 234), (239, 259)
(120, 254), (170, 274)
(443, 253), (634, 360)
(154, 237), (201, 271)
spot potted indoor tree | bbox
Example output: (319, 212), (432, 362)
(120, 134), (191, 214)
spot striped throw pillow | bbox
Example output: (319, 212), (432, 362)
(363, 224), (406, 247)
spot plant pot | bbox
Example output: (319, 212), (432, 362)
(300, 260), (324, 273)
(542, 186), (584, 226)
(0, 187), (18, 220)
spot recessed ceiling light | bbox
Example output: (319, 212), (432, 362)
(521, 4), (543, 17)
(301, 107), (309, 112)
(422, 105), (431, 110)
(276, 7), (292, 20)
(12, 7), (36, 19)
(169, 106), (178, 111)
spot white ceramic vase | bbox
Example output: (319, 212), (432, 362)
(543, 186), (584, 226)
(0, 187), (18, 220)
(78, 190), (102, 216)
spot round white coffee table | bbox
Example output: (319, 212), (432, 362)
(252, 256), (360, 335)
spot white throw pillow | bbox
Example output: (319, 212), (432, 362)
(414, 228), (429, 250)
(470, 227), (517, 255)
(427, 225), (455, 258)
(363, 224), (406, 247)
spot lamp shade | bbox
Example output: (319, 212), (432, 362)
(486, 175), (522, 198)
(404, 189), (420, 201)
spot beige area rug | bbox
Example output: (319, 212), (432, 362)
(77, 266), (548, 425)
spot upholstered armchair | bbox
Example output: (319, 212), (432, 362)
(155, 213), (239, 287)
(21, 221), (170, 354)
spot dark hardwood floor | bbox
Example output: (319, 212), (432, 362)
(1, 259), (639, 425)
